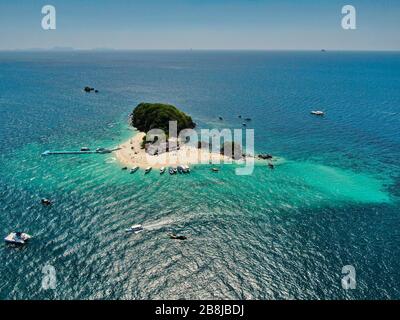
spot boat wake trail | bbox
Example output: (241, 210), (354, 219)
(144, 218), (180, 231)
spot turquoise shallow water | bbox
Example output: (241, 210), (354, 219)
(0, 51), (399, 299)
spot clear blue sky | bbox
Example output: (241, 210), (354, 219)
(0, 0), (399, 50)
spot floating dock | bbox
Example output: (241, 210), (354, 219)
(42, 148), (119, 156)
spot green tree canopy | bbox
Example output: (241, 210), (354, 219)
(131, 103), (196, 135)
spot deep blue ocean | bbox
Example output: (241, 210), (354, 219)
(0, 51), (399, 299)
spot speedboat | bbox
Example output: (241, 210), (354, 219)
(145, 167), (152, 174)
(160, 167), (166, 174)
(169, 233), (187, 240)
(173, 167), (178, 174)
(41, 198), (52, 206)
(125, 224), (144, 234)
(311, 111), (324, 116)
(80, 147), (90, 152)
(177, 165), (184, 174)
(96, 148), (112, 154)
(182, 165), (190, 173)
(4, 232), (32, 245)
(212, 167), (219, 172)
(130, 166), (139, 174)
(169, 167), (175, 175)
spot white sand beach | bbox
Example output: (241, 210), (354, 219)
(115, 131), (238, 169)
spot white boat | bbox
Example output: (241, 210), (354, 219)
(145, 167), (152, 174)
(125, 224), (144, 234)
(96, 147), (112, 154)
(41, 198), (52, 206)
(4, 232), (32, 245)
(130, 166), (139, 174)
(311, 111), (324, 116)
(160, 167), (166, 174)
(80, 147), (90, 152)
(182, 165), (190, 173)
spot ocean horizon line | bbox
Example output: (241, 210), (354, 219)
(1, 48), (400, 53)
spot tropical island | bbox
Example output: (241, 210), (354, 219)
(115, 102), (244, 168)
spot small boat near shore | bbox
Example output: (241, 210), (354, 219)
(169, 167), (175, 175)
(125, 224), (144, 234)
(160, 167), (166, 174)
(268, 162), (275, 169)
(258, 154), (273, 160)
(212, 167), (219, 172)
(96, 147), (113, 154)
(130, 166), (139, 174)
(145, 167), (152, 174)
(4, 232), (32, 245)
